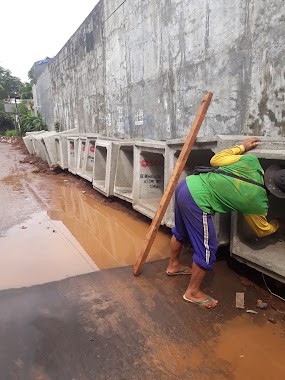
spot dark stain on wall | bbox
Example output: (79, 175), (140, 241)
(86, 32), (94, 53)
(258, 90), (269, 122)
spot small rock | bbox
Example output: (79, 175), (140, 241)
(268, 317), (276, 324)
(246, 310), (258, 314)
(20, 226), (27, 229)
(81, 191), (86, 194)
(64, 180), (68, 182)
(256, 299), (268, 310)
(52, 230), (56, 233)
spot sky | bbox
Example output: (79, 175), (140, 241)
(0, 0), (100, 82)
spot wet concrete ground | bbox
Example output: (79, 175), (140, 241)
(1, 141), (285, 380)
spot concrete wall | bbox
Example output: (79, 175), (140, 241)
(33, 67), (54, 128)
(50, 3), (105, 134)
(35, 0), (285, 139)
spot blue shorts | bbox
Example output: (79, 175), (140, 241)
(171, 179), (218, 270)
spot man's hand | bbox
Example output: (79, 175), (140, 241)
(241, 137), (261, 152)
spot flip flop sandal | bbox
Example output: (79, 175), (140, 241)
(183, 294), (215, 308)
(166, 267), (192, 276)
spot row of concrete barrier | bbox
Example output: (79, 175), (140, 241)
(23, 130), (232, 245)
(23, 131), (285, 281)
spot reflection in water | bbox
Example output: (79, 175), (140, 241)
(48, 185), (171, 269)
(0, 212), (96, 290)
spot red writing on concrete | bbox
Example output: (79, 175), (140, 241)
(141, 160), (163, 168)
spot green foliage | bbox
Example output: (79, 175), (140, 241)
(5, 129), (17, 137)
(20, 82), (33, 99)
(0, 101), (14, 133)
(19, 112), (48, 136)
(18, 101), (30, 116)
(28, 68), (34, 84)
(54, 121), (60, 132)
(0, 66), (22, 100)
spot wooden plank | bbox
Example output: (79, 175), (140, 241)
(133, 92), (213, 276)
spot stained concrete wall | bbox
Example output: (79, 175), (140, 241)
(33, 67), (54, 128)
(50, 3), (105, 134)
(35, 0), (285, 139)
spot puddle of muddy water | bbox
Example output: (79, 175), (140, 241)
(0, 212), (97, 290)
(48, 184), (171, 269)
(192, 314), (285, 379)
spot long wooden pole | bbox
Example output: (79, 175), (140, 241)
(133, 92), (213, 276)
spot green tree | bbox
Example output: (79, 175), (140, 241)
(28, 67), (34, 84)
(19, 111), (47, 136)
(18, 101), (30, 116)
(0, 101), (14, 133)
(0, 66), (22, 100)
(20, 82), (33, 99)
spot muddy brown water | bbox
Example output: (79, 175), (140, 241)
(0, 142), (170, 289)
(0, 185), (170, 288)
(186, 313), (285, 379)
(48, 184), (170, 270)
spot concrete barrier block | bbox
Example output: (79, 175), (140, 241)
(81, 136), (98, 182)
(92, 140), (119, 197)
(23, 136), (35, 154)
(31, 132), (49, 157)
(42, 133), (58, 166)
(230, 149), (285, 282)
(38, 132), (57, 166)
(76, 136), (87, 176)
(113, 141), (141, 203)
(55, 130), (79, 169)
(67, 136), (80, 175)
(55, 136), (67, 169)
(215, 135), (285, 153)
(133, 141), (166, 221)
(230, 208), (285, 283)
(23, 131), (46, 154)
(25, 130), (47, 135)
(32, 132), (57, 163)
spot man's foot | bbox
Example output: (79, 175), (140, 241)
(166, 265), (192, 276)
(183, 290), (218, 308)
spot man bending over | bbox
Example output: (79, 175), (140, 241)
(166, 137), (285, 308)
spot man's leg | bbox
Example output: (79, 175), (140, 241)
(178, 189), (218, 308)
(166, 235), (192, 274)
(167, 180), (192, 275)
(184, 262), (218, 308)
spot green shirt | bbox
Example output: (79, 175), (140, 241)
(186, 155), (269, 215)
